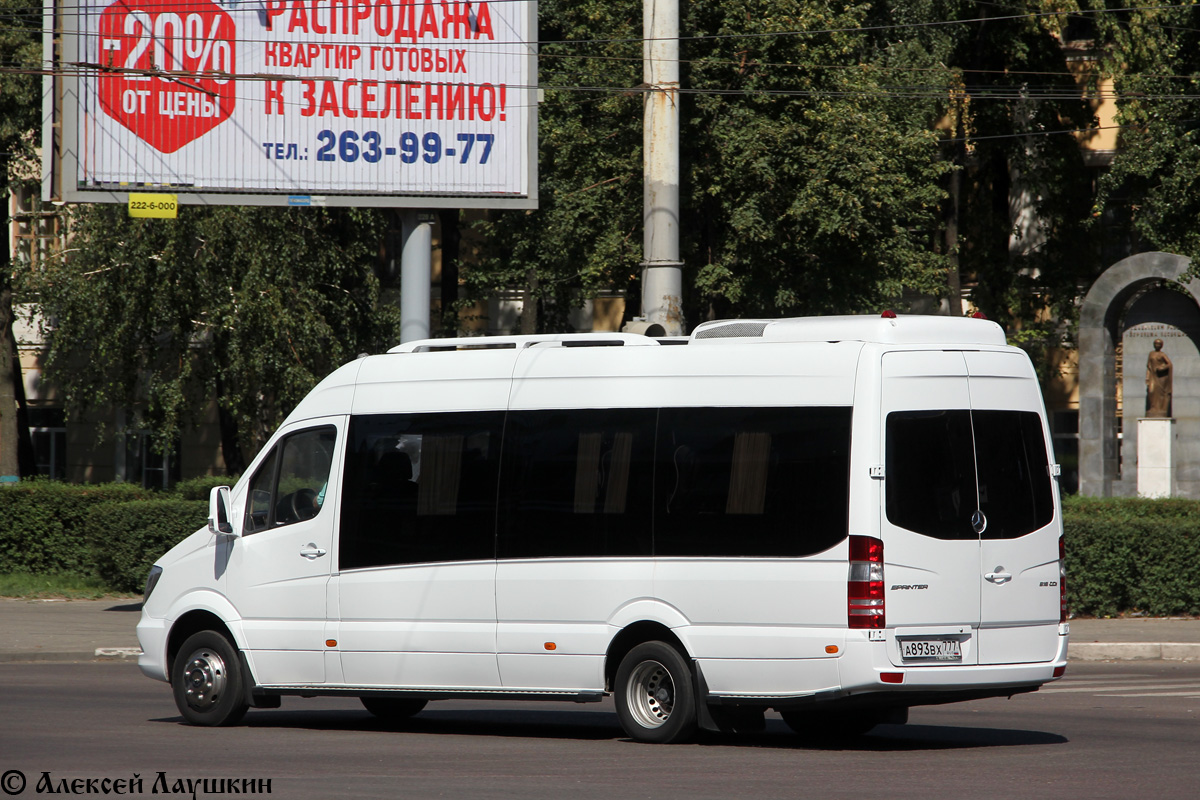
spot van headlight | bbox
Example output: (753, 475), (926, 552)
(143, 565), (163, 602)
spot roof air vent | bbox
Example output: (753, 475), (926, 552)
(694, 321), (770, 340)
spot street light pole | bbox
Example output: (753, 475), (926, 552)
(638, 0), (684, 336)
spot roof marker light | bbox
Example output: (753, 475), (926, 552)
(881, 310), (897, 319)
(971, 311), (988, 320)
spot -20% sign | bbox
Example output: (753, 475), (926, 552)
(97, 1), (237, 154)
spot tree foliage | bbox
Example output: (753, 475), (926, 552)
(1, 0), (44, 478)
(464, 1), (645, 331)
(27, 0), (1200, 468)
(469, 1), (1109, 330)
(467, 0), (964, 329)
(1093, 1), (1200, 263)
(920, 1), (1100, 364)
(30, 206), (399, 472)
(682, 0), (954, 317)
(0, 0), (40, 159)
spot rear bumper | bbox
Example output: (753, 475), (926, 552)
(704, 625), (1068, 710)
(827, 624), (1068, 708)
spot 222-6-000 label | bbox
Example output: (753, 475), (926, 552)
(127, 193), (178, 219)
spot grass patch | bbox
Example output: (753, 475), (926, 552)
(0, 571), (134, 600)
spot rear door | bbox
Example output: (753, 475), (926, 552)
(966, 351), (1061, 665)
(880, 350), (981, 664)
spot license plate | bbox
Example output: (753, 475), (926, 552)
(899, 638), (962, 662)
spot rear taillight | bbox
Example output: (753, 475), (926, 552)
(848, 535), (885, 629)
(1059, 536), (1067, 623)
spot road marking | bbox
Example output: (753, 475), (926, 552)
(1097, 691), (1200, 698)
(1041, 682), (1200, 694)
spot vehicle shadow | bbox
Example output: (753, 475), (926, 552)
(158, 707), (1068, 750)
(727, 721), (1068, 751)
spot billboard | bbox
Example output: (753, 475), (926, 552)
(44, 0), (538, 208)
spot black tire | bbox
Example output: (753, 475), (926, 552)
(780, 708), (882, 742)
(361, 696), (428, 720)
(171, 631), (249, 727)
(614, 641), (698, 744)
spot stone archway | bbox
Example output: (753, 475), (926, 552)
(1078, 252), (1199, 497)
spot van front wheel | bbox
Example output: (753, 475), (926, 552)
(614, 641), (697, 744)
(172, 631), (249, 727)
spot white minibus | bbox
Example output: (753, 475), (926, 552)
(138, 314), (1068, 743)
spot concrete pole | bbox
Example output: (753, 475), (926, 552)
(399, 210), (434, 344)
(641, 0), (684, 336)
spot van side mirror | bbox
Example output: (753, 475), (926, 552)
(208, 486), (238, 536)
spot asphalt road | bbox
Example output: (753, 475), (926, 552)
(1, 661), (1197, 799)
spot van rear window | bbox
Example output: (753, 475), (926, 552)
(886, 409), (1054, 540)
(973, 410), (1055, 539)
(886, 410), (978, 540)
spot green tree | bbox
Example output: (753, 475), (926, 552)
(1, 0), (43, 478)
(473, 1), (1109, 349)
(1093, 1), (1200, 262)
(683, 0), (955, 317)
(31, 206), (400, 473)
(919, 2), (1099, 364)
(464, 1), (645, 332)
(469, 1), (960, 329)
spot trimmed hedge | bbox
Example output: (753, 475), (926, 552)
(173, 474), (238, 501)
(1063, 496), (1200, 617)
(89, 499), (207, 592)
(0, 481), (155, 575)
(0, 480), (216, 593)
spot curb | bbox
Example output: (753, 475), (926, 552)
(1068, 642), (1200, 662)
(0, 648), (142, 664)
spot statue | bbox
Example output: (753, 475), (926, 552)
(1146, 338), (1173, 418)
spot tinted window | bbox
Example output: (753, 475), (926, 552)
(244, 449), (278, 535)
(498, 409), (656, 558)
(886, 409), (1054, 540)
(974, 410), (1054, 539)
(886, 410), (977, 540)
(340, 412), (503, 569)
(243, 427), (337, 535)
(654, 407), (851, 557)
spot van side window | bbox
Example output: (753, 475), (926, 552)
(654, 407), (852, 557)
(242, 426), (337, 535)
(340, 412), (503, 570)
(244, 450), (278, 535)
(886, 410), (977, 540)
(973, 410), (1054, 539)
(498, 409), (656, 558)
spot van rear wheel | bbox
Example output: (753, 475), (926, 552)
(614, 641), (697, 744)
(172, 631), (248, 727)
(361, 697), (428, 720)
